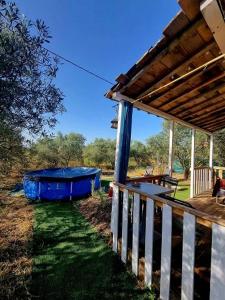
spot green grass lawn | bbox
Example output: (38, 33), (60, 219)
(31, 202), (153, 300)
(176, 184), (190, 201)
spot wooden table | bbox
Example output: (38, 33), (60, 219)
(126, 182), (173, 197)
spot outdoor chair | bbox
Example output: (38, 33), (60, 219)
(161, 175), (179, 197)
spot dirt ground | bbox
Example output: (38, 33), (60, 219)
(78, 196), (112, 242)
(0, 191), (33, 300)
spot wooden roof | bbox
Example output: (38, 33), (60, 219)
(106, 0), (225, 134)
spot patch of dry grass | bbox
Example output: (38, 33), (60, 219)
(0, 192), (33, 300)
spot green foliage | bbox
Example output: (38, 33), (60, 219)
(0, 1), (64, 134)
(0, 121), (26, 174)
(84, 138), (116, 169)
(214, 129), (225, 166)
(130, 141), (151, 167)
(146, 121), (210, 178)
(32, 132), (86, 167)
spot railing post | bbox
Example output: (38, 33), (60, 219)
(160, 205), (172, 300)
(209, 134), (213, 189)
(181, 212), (196, 300)
(190, 129), (195, 198)
(121, 189), (129, 263)
(114, 100), (133, 184)
(168, 120), (174, 177)
(132, 193), (140, 276)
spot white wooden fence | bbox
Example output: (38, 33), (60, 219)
(111, 182), (225, 300)
(193, 167), (210, 197)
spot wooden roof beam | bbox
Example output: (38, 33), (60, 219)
(204, 120), (225, 131)
(183, 98), (225, 121)
(188, 105), (225, 123)
(166, 81), (225, 114)
(177, 93), (225, 118)
(201, 0), (225, 53)
(154, 68), (225, 109)
(112, 92), (211, 135)
(137, 41), (215, 101)
(119, 18), (208, 94)
(197, 113), (225, 127)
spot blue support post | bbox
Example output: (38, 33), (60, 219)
(114, 100), (133, 184)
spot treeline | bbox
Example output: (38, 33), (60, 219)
(3, 120), (225, 180)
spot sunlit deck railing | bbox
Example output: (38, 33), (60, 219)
(111, 182), (225, 300)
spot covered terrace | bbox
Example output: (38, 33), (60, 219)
(106, 0), (225, 299)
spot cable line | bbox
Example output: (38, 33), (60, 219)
(44, 47), (114, 85)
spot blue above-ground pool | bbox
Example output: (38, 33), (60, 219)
(23, 167), (101, 201)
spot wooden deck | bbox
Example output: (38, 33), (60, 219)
(188, 190), (225, 220)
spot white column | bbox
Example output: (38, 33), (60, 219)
(190, 129), (195, 198)
(168, 120), (174, 177)
(209, 134), (214, 189)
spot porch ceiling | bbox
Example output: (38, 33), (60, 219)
(106, 0), (225, 133)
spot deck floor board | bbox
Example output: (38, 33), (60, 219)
(187, 190), (225, 220)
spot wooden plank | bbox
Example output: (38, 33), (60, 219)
(168, 121), (174, 176)
(145, 198), (154, 287)
(121, 189), (129, 263)
(178, 93), (225, 118)
(139, 41), (215, 101)
(160, 205), (172, 300)
(163, 11), (190, 38)
(112, 185), (119, 252)
(201, 0), (225, 53)
(181, 212), (196, 300)
(167, 82), (225, 114)
(114, 182), (225, 228)
(210, 223), (225, 299)
(132, 193), (140, 275)
(190, 129), (195, 198)
(155, 68), (225, 110)
(178, 0), (201, 21)
(121, 19), (212, 96)
(112, 92), (211, 135)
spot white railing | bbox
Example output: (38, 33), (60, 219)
(193, 167), (211, 197)
(111, 182), (225, 300)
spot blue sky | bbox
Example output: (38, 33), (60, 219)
(15, 0), (180, 143)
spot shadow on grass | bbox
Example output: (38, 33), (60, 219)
(31, 202), (152, 300)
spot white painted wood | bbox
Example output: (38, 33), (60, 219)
(132, 193), (140, 275)
(201, 0), (225, 53)
(145, 198), (154, 287)
(112, 185), (119, 253)
(160, 205), (172, 300)
(209, 135), (214, 189)
(210, 223), (225, 300)
(112, 92), (211, 135)
(190, 129), (195, 198)
(168, 120), (174, 177)
(121, 189), (129, 263)
(181, 212), (196, 300)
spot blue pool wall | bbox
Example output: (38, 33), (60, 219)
(23, 167), (101, 201)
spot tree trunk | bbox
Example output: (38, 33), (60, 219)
(184, 168), (190, 180)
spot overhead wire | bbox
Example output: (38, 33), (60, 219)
(43, 47), (114, 85)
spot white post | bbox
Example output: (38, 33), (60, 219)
(168, 120), (174, 177)
(190, 129), (195, 198)
(209, 134), (214, 189)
